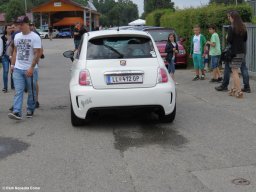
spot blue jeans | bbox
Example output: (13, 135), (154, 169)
(2, 55), (10, 90)
(13, 68), (37, 115)
(222, 61), (250, 88)
(167, 58), (175, 74)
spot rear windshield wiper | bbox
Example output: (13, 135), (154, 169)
(103, 44), (124, 58)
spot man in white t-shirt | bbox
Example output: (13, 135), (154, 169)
(8, 16), (42, 120)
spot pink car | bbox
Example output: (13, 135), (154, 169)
(143, 27), (187, 68)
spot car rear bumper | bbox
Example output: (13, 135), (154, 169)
(70, 83), (176, 119)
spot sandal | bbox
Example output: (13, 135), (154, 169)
(228, 88), (236, 96)
(235, 91), (243, 99)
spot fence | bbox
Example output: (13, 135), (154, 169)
(248, 0), (256, 16)
(222, 24), (256, 77)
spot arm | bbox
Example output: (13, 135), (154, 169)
(227, 26), (233, 44)
(0, 38), (3, 56)
(165, 43), (173, 54)
(10, 46), (17, 72)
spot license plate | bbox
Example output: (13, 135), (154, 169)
(107, 75), (143, 84)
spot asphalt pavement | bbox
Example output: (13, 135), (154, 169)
(0, 39), (256, 192)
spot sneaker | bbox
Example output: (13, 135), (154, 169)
(200, 75), (205, 80)
(192, 76), (200, 81)
(2, 88), (7, 93)
(8, 112), (22, 120)
(242, 87), (251, 93)
(217, 77), (223, 83)
(26, 111), (34, 118)
(215, 85), (228, 92)
(36, 101), (40, 108)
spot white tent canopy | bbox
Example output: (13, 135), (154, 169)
(128, 19), (146, 26)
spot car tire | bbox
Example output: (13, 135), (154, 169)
(45, 34), (48, 39)
(71, 103), (85, 127)
(159, 104), (176, 123)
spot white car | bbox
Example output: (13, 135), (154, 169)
(63, 30), (176, 126)
(39, 29), (59, 39)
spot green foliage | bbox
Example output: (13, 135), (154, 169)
(93, 0), (139, 26)
(253, 16), (256, 24)
(144, 0), (174, 16)
(146, 9), (173, 26)
(158, 4), (252, 57)
(209, 0), (245, 4)
(5, 0), (25, 22)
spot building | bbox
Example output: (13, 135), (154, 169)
(31, 0), (100, 31)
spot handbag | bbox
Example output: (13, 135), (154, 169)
(220, 44), (233, 62)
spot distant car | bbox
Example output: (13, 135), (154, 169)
(134, 26), (187, 68)
(56, 28), (72, 38)
(39, 29), (59, 39)
(63, 30), (176, 126)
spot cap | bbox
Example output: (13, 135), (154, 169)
(15, 16), (30, 24)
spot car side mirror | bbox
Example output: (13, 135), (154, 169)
(63, 50), (74, 62)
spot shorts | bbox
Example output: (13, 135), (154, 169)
(74, 40), (80, 49)
(167, 58), (175, 74)
(230, 54), (245, 69)
(204, 58), (209, 65)
(210, 55), (220, 69)
(192, 54), (204, 70)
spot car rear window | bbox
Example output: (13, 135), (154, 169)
(146, 30), (179, 42)
(87, 36), (156, 60)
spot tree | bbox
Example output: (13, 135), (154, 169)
(5, 0), (25, 22)
(93, 0), (139, 26)
(209, 0), (245, 5)
(144, 0), (175, 15)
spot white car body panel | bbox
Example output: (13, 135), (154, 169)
(69, 30), (176, 119)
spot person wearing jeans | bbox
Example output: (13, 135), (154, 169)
(215, 61), (250, 92)
(8, 16), (41, 120)
(1, 55), (10, 92)
(12, 68), (37, 116)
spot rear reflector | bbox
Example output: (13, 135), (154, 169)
(79, 70), (91, 86)
(158, 68), (168, 83)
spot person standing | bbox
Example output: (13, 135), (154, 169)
(165, 33), (178, 84)
(48, 26), (53, 41)
(73, 23), (81, 52)
(207, 24), (222, 82)
(190, 25), (207, 81)
(1, 24), (14, 93)
(29, 22), (44, 108)
(8, 16), (42, 120)
(226, 11), (247, 98)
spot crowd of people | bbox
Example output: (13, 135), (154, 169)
(0, 16), (42, 120)
(165, 10), (251, 98)
(0, 10), (253, 121)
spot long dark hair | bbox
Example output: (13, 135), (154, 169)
(167, 33), (176, 43)
(228, 11), (246, 35)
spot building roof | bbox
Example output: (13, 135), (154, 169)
(32, 0), (99, 14)
(53, 17), (84, 26)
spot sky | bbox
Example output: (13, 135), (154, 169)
(131, 0), (210, 16)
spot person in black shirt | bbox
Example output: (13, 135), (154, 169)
(49, 26), (53, 41)
(227, 11), (247, 98)
(73, 23), (81, 52)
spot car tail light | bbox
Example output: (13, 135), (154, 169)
(157, 68), (168, 83)
(79, 70), (92, 86)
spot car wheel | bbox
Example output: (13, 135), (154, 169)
(71, 103), (85, 127)
(45, 34), (48, 39)
(159, 104), (176, 123)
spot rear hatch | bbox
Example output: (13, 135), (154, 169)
(86, 35), (159, 90)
